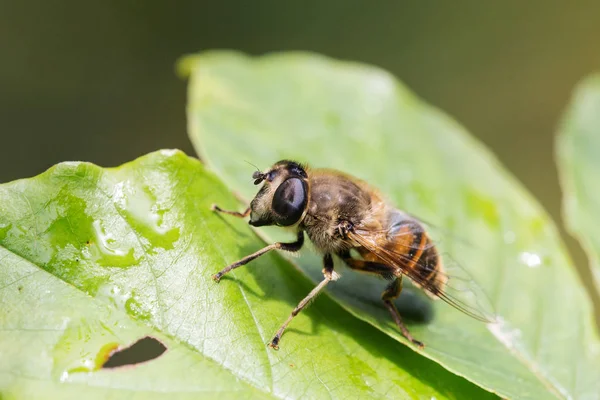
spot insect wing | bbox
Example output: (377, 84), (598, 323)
(427, 254), (497, 323)
(349, 225), (497, 323)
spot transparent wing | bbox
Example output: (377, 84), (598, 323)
(350, 214), (497, 323)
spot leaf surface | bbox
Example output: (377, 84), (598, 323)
(557, 73), (600, 294)
(184, 51), (600, 399)
(0, 150), (491, 399)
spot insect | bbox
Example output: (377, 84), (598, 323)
(211, 160), (492, 349)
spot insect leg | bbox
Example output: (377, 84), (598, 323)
(211, 204), (251, 218)
(382, 277), (424, 349)
(269, 253), (335, 349)
(340, 255), (396, 280)
(212, 231), (304, 282)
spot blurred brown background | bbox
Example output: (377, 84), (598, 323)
(1, 1), (600, 310)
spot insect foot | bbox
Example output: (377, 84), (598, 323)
(268, 336), (280, 350)
(335, 220), (354, 239)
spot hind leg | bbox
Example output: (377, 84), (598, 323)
(340, 252), (424, 348)
(382, 277), (424, 349)
(341, 256), (396, 280)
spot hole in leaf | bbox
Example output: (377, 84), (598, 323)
(102, 336), (167, 369)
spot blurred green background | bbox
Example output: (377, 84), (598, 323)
(1, 1), (599, 302)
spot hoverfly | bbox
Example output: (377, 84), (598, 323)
(211, 160), (493, 349)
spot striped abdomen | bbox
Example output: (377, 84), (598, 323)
(363, 217), (446, 295)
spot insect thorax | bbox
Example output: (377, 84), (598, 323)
(300, 172), (371, 253)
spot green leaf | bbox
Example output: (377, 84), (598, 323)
(0, 150), (492, 399)
(0, 248), (266, 400)
(183, 51), (600, 399)
(557, 73), (600, 294)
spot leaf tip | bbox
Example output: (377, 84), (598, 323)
(176, 54), (201, 79)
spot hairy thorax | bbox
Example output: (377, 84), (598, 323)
(300, 171), (372, 253)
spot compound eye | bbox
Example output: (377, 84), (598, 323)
(272, 178), (307, 226)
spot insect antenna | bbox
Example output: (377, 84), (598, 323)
(244, 160), (265, 184)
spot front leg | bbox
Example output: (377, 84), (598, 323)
(212, 231), (304, 282)
(211, 204), (250, 218)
